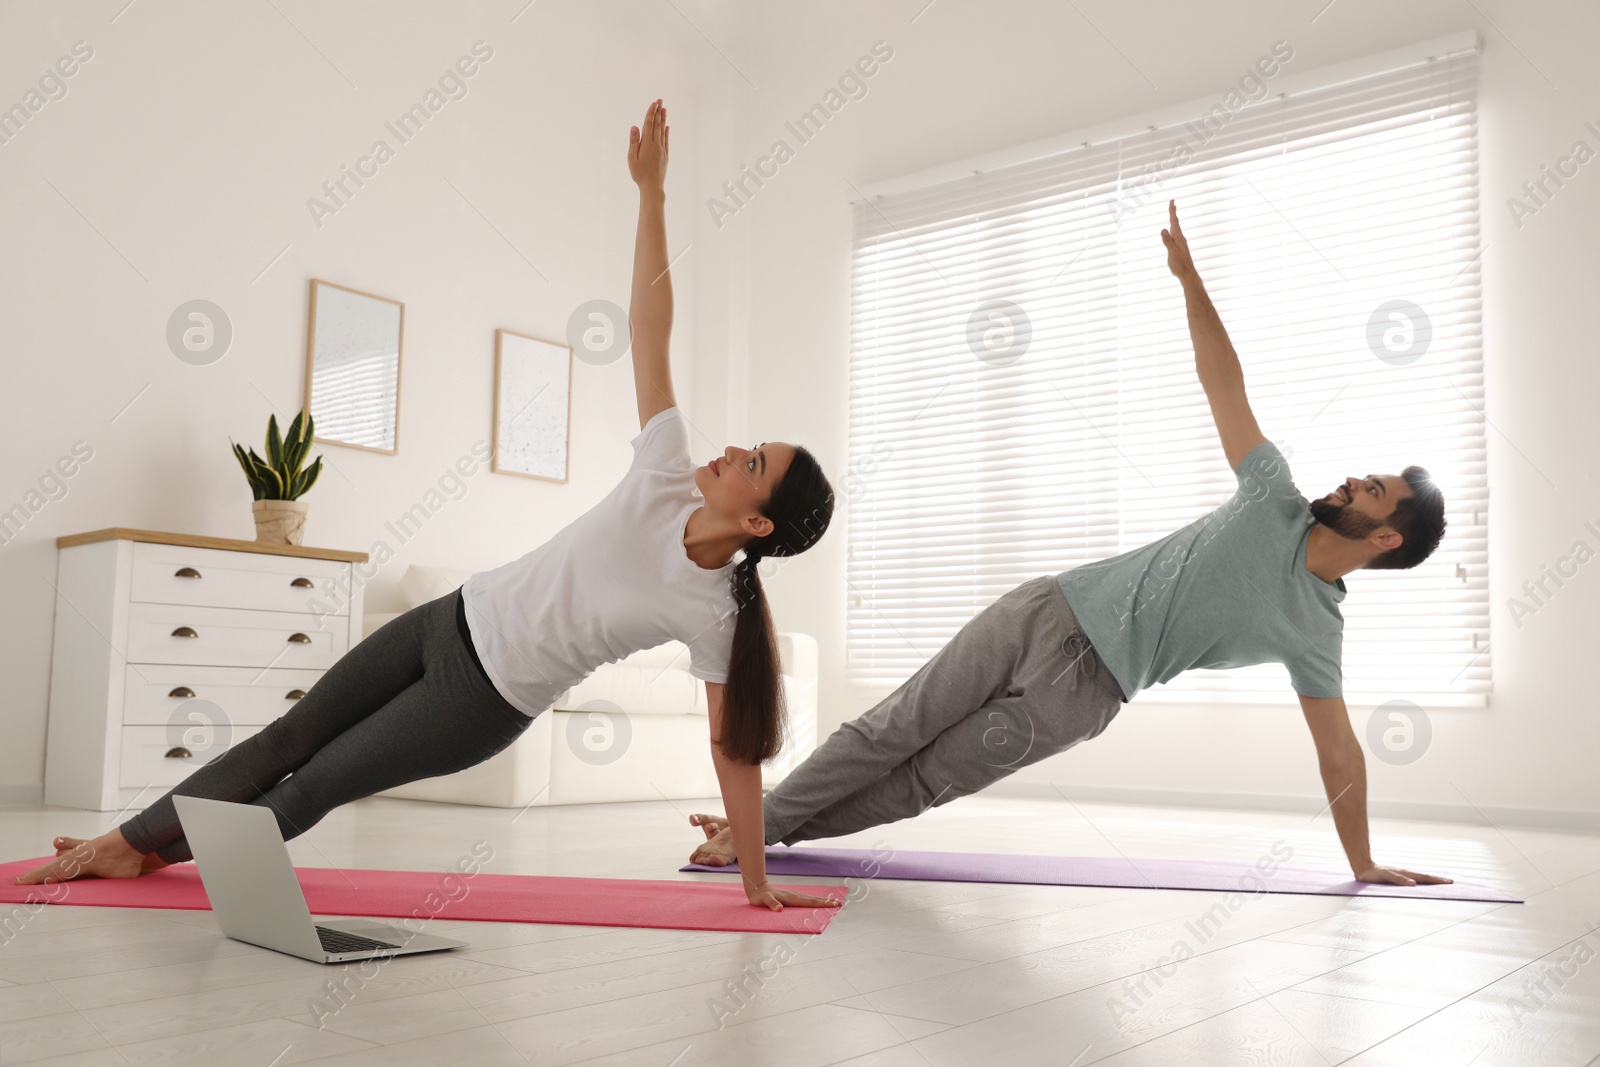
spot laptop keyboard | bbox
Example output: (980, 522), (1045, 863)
(315, 926), (402, 954)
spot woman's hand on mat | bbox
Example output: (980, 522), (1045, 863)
(1161, 199), (1197, 279)
(628, 98), (669, 191)
(1355, 864), (1454, 887)
(745, 882), (843, 911)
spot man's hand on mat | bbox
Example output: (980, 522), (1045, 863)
(745, 882), (843, 912)
(628, 98), (669, 191)
(1355, 864), (1454, 887)
(1161, 199), (1197, 279)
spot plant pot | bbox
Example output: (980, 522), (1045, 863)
(252, 499), (309, 546)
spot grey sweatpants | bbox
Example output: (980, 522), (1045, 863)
(120, 588), (533, 864)
(764, 576), (1125, 846)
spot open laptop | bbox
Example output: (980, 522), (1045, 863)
(174, 795), (467, 964)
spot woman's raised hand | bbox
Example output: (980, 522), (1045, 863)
(628, 98), (669, 191)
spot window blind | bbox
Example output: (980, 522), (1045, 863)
(846, 47), (1485, 706)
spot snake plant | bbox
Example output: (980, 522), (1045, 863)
(231, 411), (323, 501)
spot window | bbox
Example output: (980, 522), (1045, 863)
(846, 41), (1485, 706)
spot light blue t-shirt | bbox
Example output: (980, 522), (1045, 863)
(1056, 441), (1347, 700)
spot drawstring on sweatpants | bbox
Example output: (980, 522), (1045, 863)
(1058, 631), (1097, 691)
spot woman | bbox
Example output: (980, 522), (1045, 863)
(20, 100), (840, 913)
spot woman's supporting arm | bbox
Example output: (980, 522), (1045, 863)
(704, 682), (841, 912)
(627, 98), (677, 430)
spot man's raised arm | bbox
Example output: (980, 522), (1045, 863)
(1162, 200), (1267, 472)
(1297, 692), (1454, 887)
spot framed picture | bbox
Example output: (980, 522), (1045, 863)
(493, 329), (573, 483)
(304, 279), (404, 454)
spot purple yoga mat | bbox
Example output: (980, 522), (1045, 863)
(681, 847), (1522, 903)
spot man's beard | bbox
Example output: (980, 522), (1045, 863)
(1308, 496), (1384, 541)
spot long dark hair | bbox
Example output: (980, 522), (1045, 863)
(720, 446), (834, 764)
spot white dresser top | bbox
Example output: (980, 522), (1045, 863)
(57, 527), (368, 564)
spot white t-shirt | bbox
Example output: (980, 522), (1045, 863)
(461, 407), (739, 717)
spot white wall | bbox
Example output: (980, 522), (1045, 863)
(0, 0), (750, 802)
(731, 1), (1600, 828)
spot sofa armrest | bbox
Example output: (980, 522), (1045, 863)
(776, 631), (817, 685)
(362, 612), (404, 643)
(767, 632), (819, 787)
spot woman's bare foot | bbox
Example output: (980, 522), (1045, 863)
(16, 829), (151, 884)
(55, 834), (168, 873)
(53, 833), (165, 868)
(689, 813), (729, 840)
(689, 824), (738, 867)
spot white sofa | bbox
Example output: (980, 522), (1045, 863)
(364, 565), (818, 808)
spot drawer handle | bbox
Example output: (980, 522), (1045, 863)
(171, 626), (199, 638)
(164, 746), (192, 759)
(290, 577), (314, 588)
(287, 633), (311, 644)
(168, 686), (196, 698)
(174, 567), (202, 579)
(286, 689), (307, 700)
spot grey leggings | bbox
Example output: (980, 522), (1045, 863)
(763, 575), (1125, 846)
(120, 588), (532, 864)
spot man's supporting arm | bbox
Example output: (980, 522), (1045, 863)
(1297, 693), (1453, 887)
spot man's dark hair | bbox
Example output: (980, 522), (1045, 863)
(1366, 465), (1446, 570)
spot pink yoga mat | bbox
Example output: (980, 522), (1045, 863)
(0, 857), (845, 935)
(682, 847), (1522, 904)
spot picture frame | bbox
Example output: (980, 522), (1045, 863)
(303, 279), (404, 454)
(492, 328), (573, 483)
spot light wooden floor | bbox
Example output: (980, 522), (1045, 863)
(1, 793), (1596, 1066)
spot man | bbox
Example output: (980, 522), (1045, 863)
(692, 200), (1452, 889)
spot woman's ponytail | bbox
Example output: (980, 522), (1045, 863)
(719, 446), (833, 765)
(721, 551), (782, 763)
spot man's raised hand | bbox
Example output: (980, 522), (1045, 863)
(628, 98), (669, 191)
(1161, 199), (1197, 279)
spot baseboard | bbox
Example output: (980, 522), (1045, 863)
(984, 781), (1600, 833)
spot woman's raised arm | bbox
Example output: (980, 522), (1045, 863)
(626, 98), (676, 430)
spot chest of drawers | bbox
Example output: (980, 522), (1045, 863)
(44, 528), (368, 811)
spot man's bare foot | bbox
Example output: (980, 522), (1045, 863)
(16, 829), (151, 884)
(689, 813), (729, 841)
(690, 824), (738, 867)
